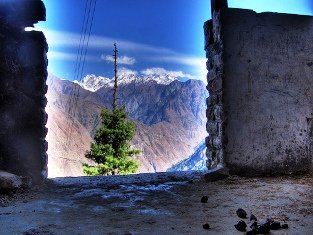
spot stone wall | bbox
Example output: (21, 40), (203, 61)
(204, 0), (228, 169)
(205, 1), (313, 176)
(0, 0), (48, 184)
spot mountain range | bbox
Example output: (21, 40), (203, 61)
(76, 73), (177, 92)
(46, 72), (208, 177)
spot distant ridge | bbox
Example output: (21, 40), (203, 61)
(76, 73), (177, 92)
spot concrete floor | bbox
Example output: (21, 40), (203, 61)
(1, 171), (313, 235)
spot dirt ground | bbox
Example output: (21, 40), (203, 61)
(1, 171), (313, 235)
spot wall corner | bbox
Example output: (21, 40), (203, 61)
(204, 1), (227, 170)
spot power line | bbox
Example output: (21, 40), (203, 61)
(64, 0), (92, 144)
(67, 0), (97, 147)
(63, 0), (97, 161)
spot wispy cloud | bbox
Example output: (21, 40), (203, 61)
(40, 28), (205, 64)
(39, 28), (175, 55)
(101, 54), (136, 65)
(47, 51), (77, 61)
(47, 51), (98, 62)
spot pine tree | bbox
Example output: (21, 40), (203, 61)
(83, 43), (140, 175)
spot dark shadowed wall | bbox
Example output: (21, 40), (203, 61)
(0, 0), (48, 183)
(205, 4), (313, 175)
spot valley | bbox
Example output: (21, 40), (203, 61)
(46, 73), (208, 177)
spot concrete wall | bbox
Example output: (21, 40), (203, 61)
(205, 3), (313, 175)
(0, 0), (48, 183)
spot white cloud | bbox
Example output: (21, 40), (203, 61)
(150, 56), (207, 82)
(172, 56), (206, 67)
(141, 67), (195, 79)
(117, 67), (138, 76)
(150, 55), (206, 70)
(101, 55), (136, 65)
(47, 51), (98, 62)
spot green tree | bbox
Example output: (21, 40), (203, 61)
(83, 107), (140, 175)
(83, 43), (140, 175)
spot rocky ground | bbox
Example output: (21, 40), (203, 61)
(0, 171), (313, 235)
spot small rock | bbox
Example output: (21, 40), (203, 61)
(202, 223), (210, 230)
(234, 220), (247, 232)
(201, 196), (208, 203)
(257, 223), (270, 234)
(281, 223), (289, 229)
(250, 221), (258, 230)
(0, 171), (22, 193)
(246, 229), (258, 235)
(236, 208), (247, 218)
(250, 214), (257, 221)
(270, 221), (281, 230)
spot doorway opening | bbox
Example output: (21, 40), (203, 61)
(37, 0), (211, 178)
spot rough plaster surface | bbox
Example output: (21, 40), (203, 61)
(205, 6), (313, 176)
(222, 9), (313, 175)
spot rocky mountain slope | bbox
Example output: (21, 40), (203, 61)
(45, 103), (94, 177)
(46, 73), (208, 177)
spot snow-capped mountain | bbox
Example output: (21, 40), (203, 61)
(77, 73), (177, 92)
(74, 74), (111, 92)
(116, 73), (177, 86)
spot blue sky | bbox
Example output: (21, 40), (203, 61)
(35, 0), (313, 82)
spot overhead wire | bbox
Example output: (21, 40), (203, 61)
(63, 0), (97, 164)
(64, 0), (92, 147)
(64, 0), (90, 144)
